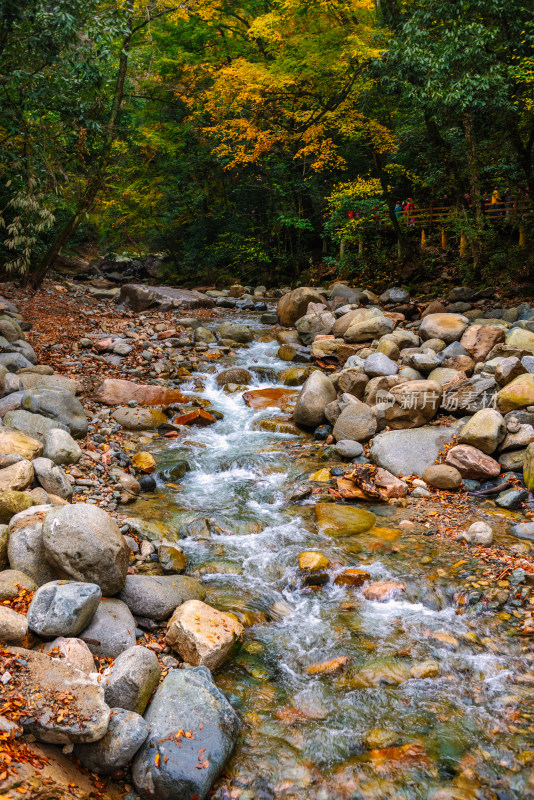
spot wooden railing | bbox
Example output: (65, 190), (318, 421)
(397, 201), (532, 227)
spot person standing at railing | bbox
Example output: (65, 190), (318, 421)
(491, 187), (501, 217)
(394, 201), (403, 219)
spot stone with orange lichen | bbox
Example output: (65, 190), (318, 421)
(362, 581), (405, 602)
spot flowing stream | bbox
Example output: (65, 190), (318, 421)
(128, 312), (534, 800)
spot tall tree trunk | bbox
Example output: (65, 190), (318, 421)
(462, 110), (484, 276)
(370, 144), (409, 261)
(30, 2), (134, 289)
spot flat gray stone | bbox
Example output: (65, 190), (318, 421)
(370, 426), (457, 477)
(27, 580), (101, 637)
(118, 574), (206, 620)
(80, 598), (136, 658)
(74, 708), (148, 775)
(102, 645), (161, 714)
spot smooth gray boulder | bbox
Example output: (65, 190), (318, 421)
(118, 574), (206, 620)
(102, 645), (161, 714)
(133, 667), (240, 800)
(80, 598), (137, 658)
(216, 322), (253, 343)
(332, 396), (377, 443)
(32, 456), (72, 500)
(42, 504), (129, 596)
(27, 580), (101, 637)
(21, 388), (88, 438)
(370, 426), (457, 477)
(363, 352), (399, 377)
(335, 440), (364, 459)
(3, 409), (67, 441)
(74, 708), (148, 775)
(0, 568), (37, 600)
(43, 428), (82, 465)
(7, 505), (57, 586)
(293, 371), (336, 428)
(0, 352), (33, 372)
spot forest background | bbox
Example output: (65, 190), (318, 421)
(0, 0), (533, 290)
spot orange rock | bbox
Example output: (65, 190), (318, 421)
(363, 581), (405, 601)
(334, 569), (371, 587)
(307, 656), (350, 675)
(173, 409), (217, 427)
(336, 477), (372, 500)
(242, 388), (298, 410)
(369, 743), (431, 774)
(96, 378), (188, 406)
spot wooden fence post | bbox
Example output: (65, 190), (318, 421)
(421, 229), (426, 249)
(519, 226), (526, 248)
(441, 228), (447, 249)
(460, 232), (467, 257)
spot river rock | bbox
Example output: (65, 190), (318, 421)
(376, 379), (442, 429)
(216, 322), (253, 343)
(0, 427), (43, 459)
(457, 521), (493, 546)
(523, 442), (534, 490)
(333, 309), (372, 338)
(298, 551), (330, 571)
(460, 325), (505, 362)
(293, 370), (336, 428)
(422, 465), (462, 490)
(3, 409), (70, 443)
(42, 637), (96, 674)
(494, 356), (527, 387)
(215, 368), (252, 387)
(118, 284), (214, 312)
(96, 378), (188, 406)
(0, 352), (33, 371)
(0, 524), (7, 569)
(7, 505), (56, 584)
(505, 327), (534, 353)
(457, 408), (506, 454)
(336, 369), (369, 399)
(80, 598), (136, 658)
(167, 599), (244, 670)
(194, 326), (216, 344)
(27, 580), (101, 638)
(363, 352), (399, 377)
(332, 396), (377, 442)
(335, 440), (364, 459)
(20, 388), (87, 439)
(344, 315), (395, 343)
(118, 574), (206, 620)
(496, 373), (534, 413)
(0, 568), (37, 600)
(158, 542), (187, 574)
(295, 308), (335, 344)
(277, 287), (328, 326)
(132, 666), (240, 800)
(315, 504), (375, 537)
(370, 426), (456, 476)
(32, 456), (72, 500)
(2, 646), (110, 743)
(43, 428), (82, 465)
(42, 504), (129, 595)
(420, 313), (469, 343)
(0, 606), (28, 643)
(75, 708), (148, 775)
(102, 645), (161, 714)
(445, 445), (501, 480)
(0, 459), (33, 492)
(111, 407), (168, 430)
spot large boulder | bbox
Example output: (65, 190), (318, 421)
(80, 598), (137, 658)
(166, 600), (244, 670)
(27, 580), (101, 638)
(292, 371), (336, 428)
(460, 325), (505, 362)
(42, 636), (96, 674)
(496, 374), (534, 414)
(505, 328), (534, 354)
(132, 667), (240, 800)
(332, 396), (377, 442)
(102, 645), (161, 714)
(295, 307), (335, 344)
(0, 427), (43, 459)
(370, 426), (456, 477)
(419, 314), (469, 343)
(215, 368), (252, 387)
(0, 490), (34, 525)
(457, 409), (506, 454)
(2, 646), (110, 744)
(32, 456), (72, 499)
(21, 388), (87, 438)
(375, 379), (442, 429)
(95, 378), (188, 406)
(314, 504), (376, 537)
(216, 321), (254, 343)
(0, 605), (28, 643)
(2, 409), (65, 441)
(344, 315), (395, 343)
(7, 505), (56, 585)
(445, 444), (501, 480)
(0, 459), (34, 492)
(111, 407), (168, 430)
(42, 504), (129, 595)
(74, 708), (148, 775)
(118, 284), (215, 312)
(0, 568), (37, 600)
(17, 373), (82, 394)
(43, 428), (82, 465)
(118, 574), (206, 620)
(277, 287), (328, 326)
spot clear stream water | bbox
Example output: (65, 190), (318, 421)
(128, 315), (534, 800)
